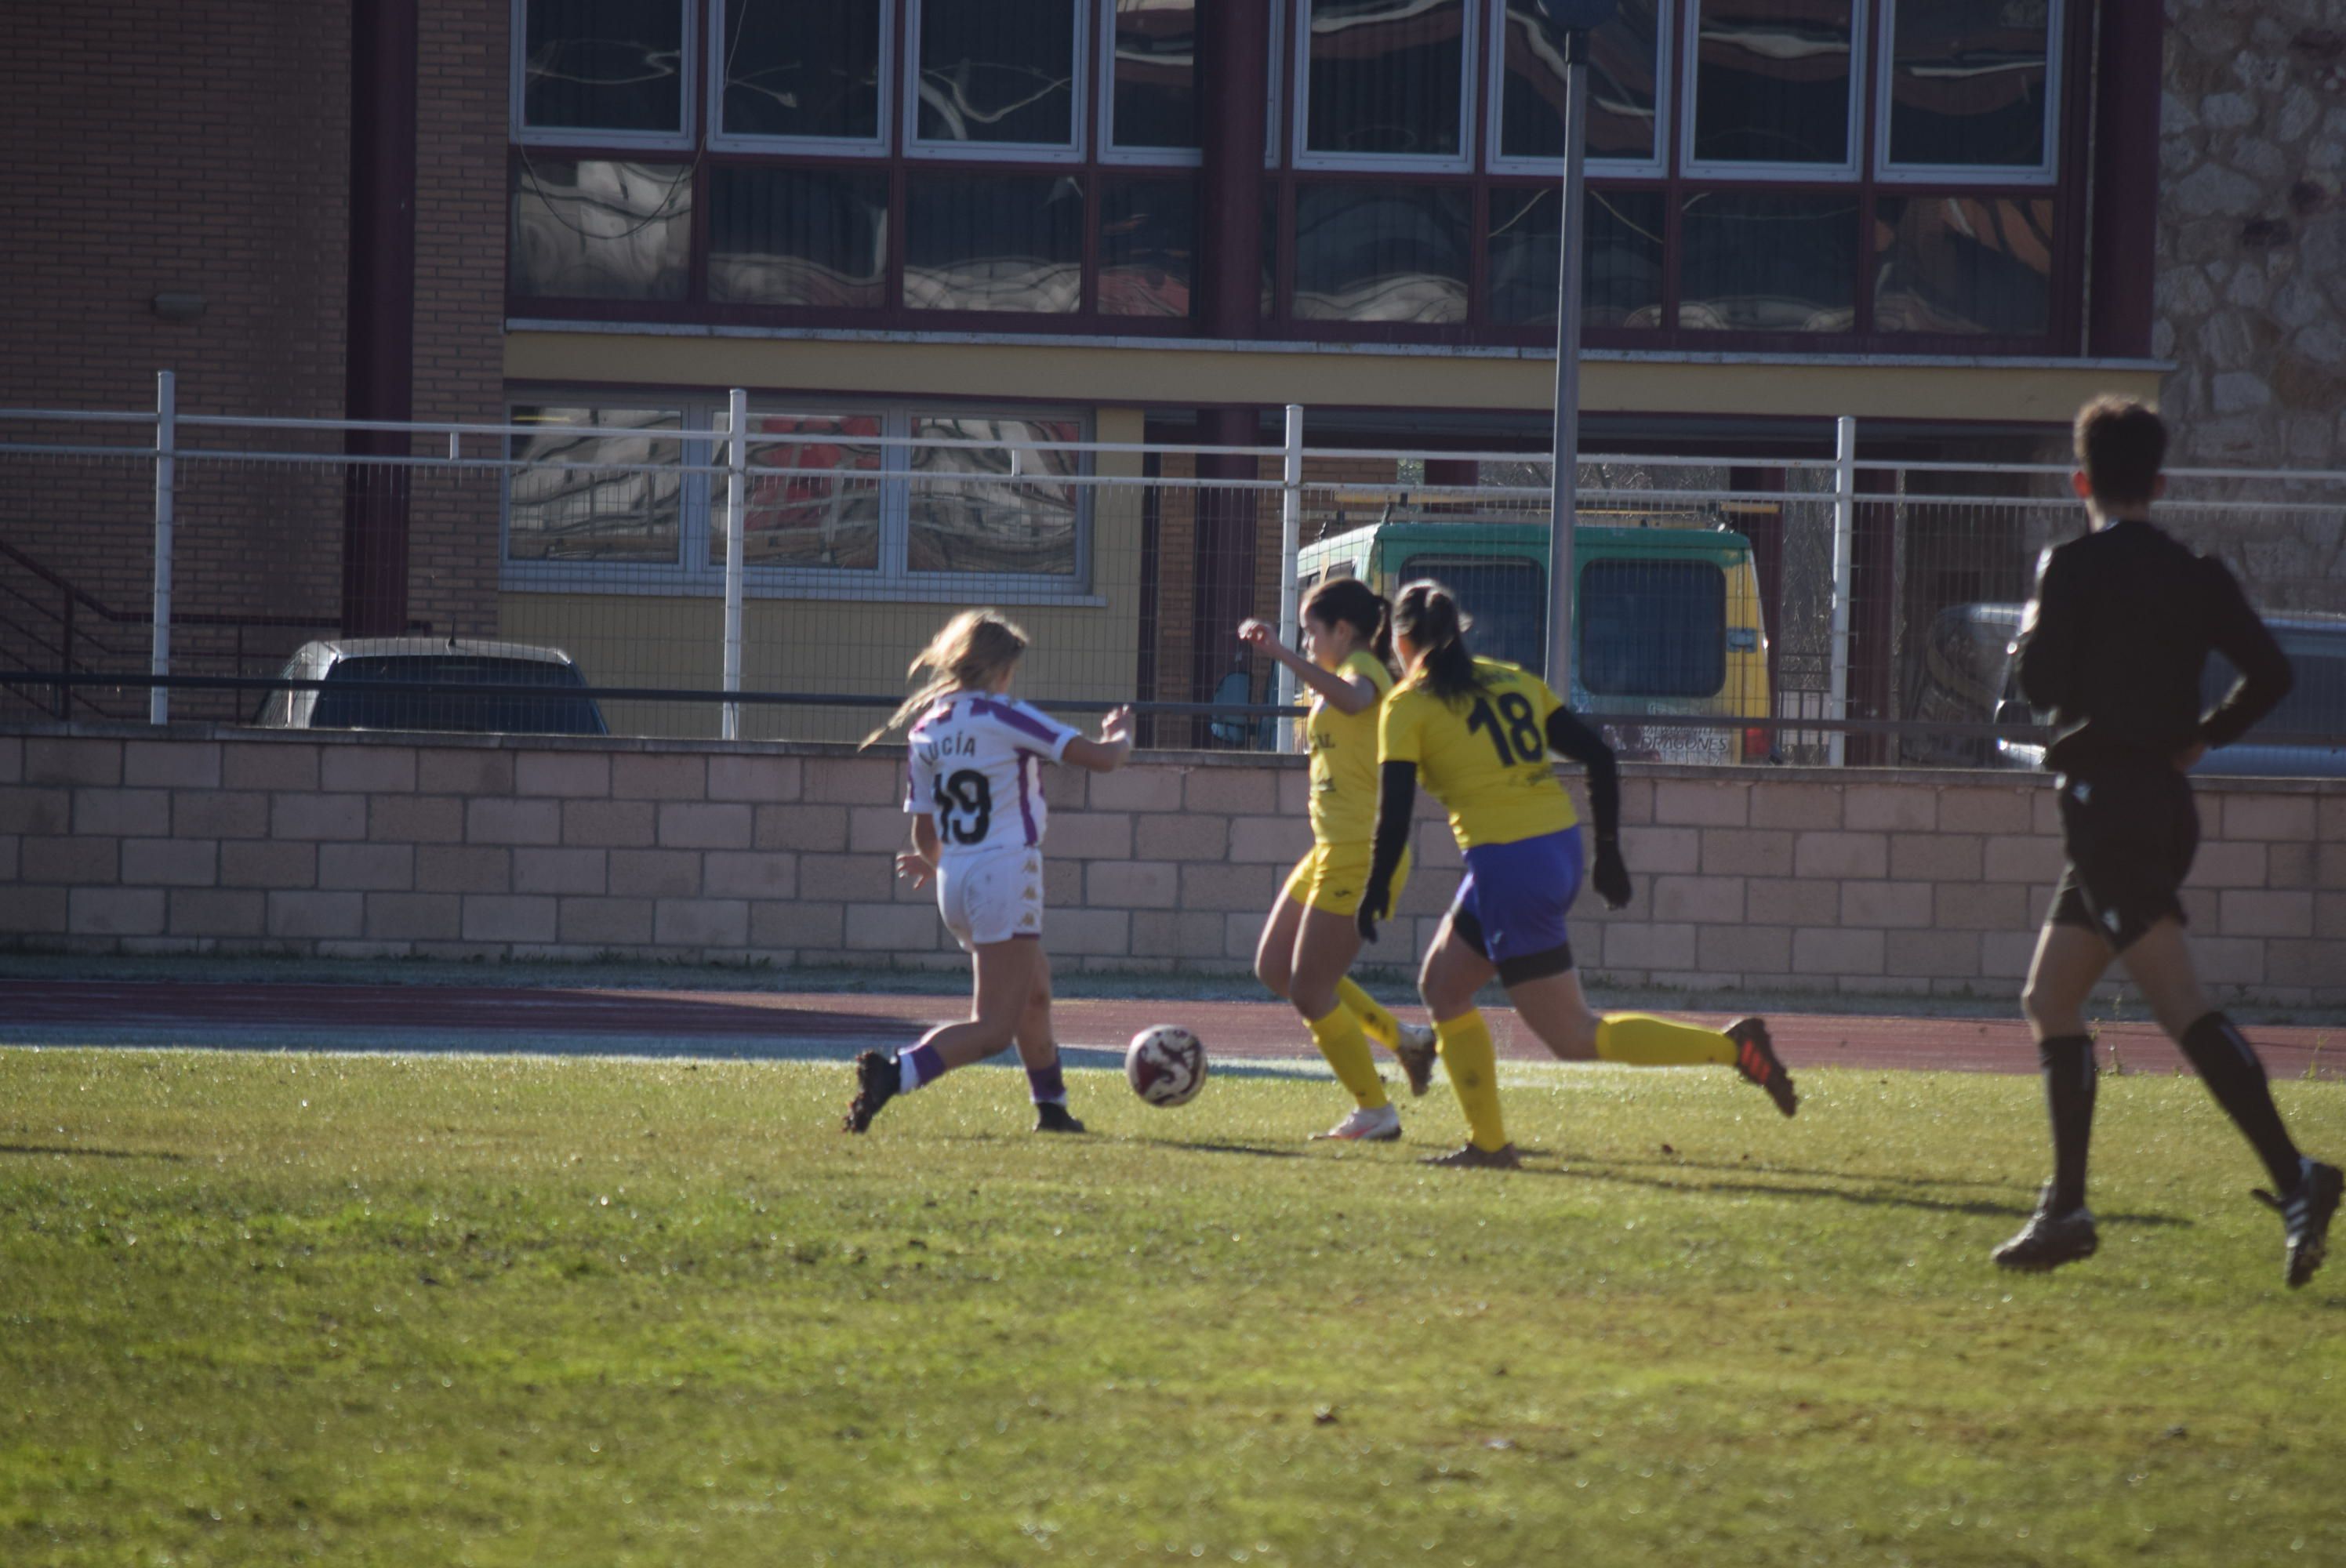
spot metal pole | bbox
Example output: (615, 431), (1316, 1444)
(1827, 414), (1858, 768)
(1276, 402), (1305, 753)
(721, 387), (747, 741)
(150, 369), (176, 726)
(1543, 27), (1592, 699)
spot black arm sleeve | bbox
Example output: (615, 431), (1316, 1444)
(2198, 559), (2293, 750)
(1364, 760), (1418, 906)
(2014, 546), (2080, 714)
(1545, 706), (1621, 841)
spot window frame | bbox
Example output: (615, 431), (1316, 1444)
(704, 0), (895, 157)
(1484, 0), (1672, 179)
(500, 392), (1099, 603)
(510, 0), (700, 151)
(1098, 0), (1204, 167)
(1872, 0), (2064, 187)
(1290, 0), (1482, 175)
(1676, 0), (1869, 183)
(904, 0), (1093, 164)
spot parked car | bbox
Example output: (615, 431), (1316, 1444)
(252, 637), (609, 735)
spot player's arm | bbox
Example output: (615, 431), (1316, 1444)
(1545, 706), (1631, 909)
(1358, 696), (1421, 941)
(2014, 546), (2081, 713)
(2196, 559), (2293, 753)
(1237, 620), (1378, 714)
(897, 813), (941, 888)
(1062, 705), (1135, 773)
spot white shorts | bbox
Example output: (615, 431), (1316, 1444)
(935, 846), (1044, 950)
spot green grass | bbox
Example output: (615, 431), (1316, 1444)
(3, 1048), (2342, 1567)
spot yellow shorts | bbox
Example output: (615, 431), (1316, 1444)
(1283, 840), (1411, 918)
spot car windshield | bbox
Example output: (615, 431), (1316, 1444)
(310, 655), (607, 735)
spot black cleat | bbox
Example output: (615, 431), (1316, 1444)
(1033, 1102), (1087, 1134)
(1727, 1017), (1797, 1117)
(1993, 1186), (2100, 1272)
(1421, 1141), (1520, 1170)
(2253, 1159), (2341, 1290)
(842, 1050), (899, 1134)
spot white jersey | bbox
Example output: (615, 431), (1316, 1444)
(902, 692), (1082, 860)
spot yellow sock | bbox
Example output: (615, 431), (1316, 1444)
(1308, 1005), (1389, 1111)
(1433, 1012), (1509, 1152)
(1594, 1014), (1738, 1067)
(1338, 976), (1401, 1050)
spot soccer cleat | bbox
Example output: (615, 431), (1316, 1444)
(1727, 1016), (1797, 1117)
(1421, 1141), (1521, 1170)
(1392, 1023), (1440, 1098)
(1312, 1104), (1402, 1142)
(2252, 1159), (2342, 1290)
(841, 1050), (899, 1134)
(1033, 1102), (1088, 1135)
(1992, 1186), (2100, 1272)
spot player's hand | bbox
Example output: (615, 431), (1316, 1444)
(895, 851), (934, 888)
(1592, 837), (1632, 910)
(1356, 883), (1391, 943)
(1099, 705), (1135, 746)
(2172, 739), (2207, 772)
(1237, 619), (1276, 651)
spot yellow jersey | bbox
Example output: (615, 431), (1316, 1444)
(1306, 649), (1396, 845)
(1379, 657), (1578, 850)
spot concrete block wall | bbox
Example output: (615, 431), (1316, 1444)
(2, 724), (2342, 1007)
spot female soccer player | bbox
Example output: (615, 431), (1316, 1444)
(843, 610), (1133, 1135)
(1356, 580), (1796, 1167)
(1238, 579), (1440, 1142)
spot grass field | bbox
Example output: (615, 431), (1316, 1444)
(3, 1047), (2343, 1567)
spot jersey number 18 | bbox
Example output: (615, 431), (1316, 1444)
(1465, 692), (1545, 767)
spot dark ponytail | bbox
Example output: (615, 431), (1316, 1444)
(1390, 579), (1481, 701)
(1302, 576), (1393, 668)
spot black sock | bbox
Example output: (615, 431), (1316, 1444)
(2177, 1012), (2304, 1193)
(2039, 1034), (2097, 1214)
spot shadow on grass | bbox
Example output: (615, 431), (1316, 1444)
(0, 1144), (184, 1161)
(1503, 1155), (2192, 1227)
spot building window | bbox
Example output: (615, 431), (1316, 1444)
(910, 0), (1087, 156)
(1487, 185), (1665, 328)
(1105, 0), (1200, 160)
(904, 173), (1087, 312)
(1678, 190), (1858, 332)
(506, 397), (1093, 597)
(1295, 0), (1475, 169)
(509, 158), (694, 299)
(514, 0), (694, 147)
(1291, 183), (1471, 322)
(1493, 0), (1667, 172)
(1879, 0), (2060, 180)
(707, 166), (890, 308)
(1099, 176), (1196, 317)
(710, 0), (889, 151)
(1683, 0), (1862, 176)
(1874, 194), (2054, 336)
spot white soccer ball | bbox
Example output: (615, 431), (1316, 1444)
(1125, 1025), (1208, 1108)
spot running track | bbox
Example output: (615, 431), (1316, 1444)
(0, 981), (2336, 1078)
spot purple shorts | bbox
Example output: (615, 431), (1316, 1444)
(1451, 828), (1584, 983)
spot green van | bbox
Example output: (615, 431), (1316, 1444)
(1291, 513), (1774, 764)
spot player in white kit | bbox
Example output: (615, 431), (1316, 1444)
(844, 610), (1133, 1134)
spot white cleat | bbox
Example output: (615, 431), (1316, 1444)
(1313, 1104), (1403, 1142)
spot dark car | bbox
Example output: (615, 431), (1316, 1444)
(253, 637), (609, 735)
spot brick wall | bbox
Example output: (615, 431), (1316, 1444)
(5, 723), (2341, 1007)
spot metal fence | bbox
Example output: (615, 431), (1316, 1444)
(5, 381), (2344, 768)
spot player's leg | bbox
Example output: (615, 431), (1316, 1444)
(1252, 858), (1309, 1004)
(1291, 902), (1396, 1140)
(1996, 879), (2119, 1267)
(1415, 898), (1515, 1167)
(1013, 946), (1084, 1134)
(1326, 844), (1438, 1091)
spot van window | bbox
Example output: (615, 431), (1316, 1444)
(1399, 555), (1547, 671)
(1580, 561), (1726, 698)
(311, 656), (608, 735)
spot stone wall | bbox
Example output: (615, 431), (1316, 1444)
(4, 724), (2341, 1008)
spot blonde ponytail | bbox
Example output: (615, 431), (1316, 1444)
(861, 609), (1032, 747)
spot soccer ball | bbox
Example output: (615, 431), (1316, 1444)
(1125, 1025), (1207, 1108)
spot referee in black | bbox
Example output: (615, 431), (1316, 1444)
(1996, 395), (2339, 1285)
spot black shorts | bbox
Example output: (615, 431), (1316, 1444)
(2046, 767), (2198, 953)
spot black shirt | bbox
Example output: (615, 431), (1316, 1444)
(2015, 517), (2293, 773)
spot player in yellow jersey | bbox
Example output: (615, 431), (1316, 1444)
(1357, 580), (1797, 1168)
(1238, 579), (1440, 1141)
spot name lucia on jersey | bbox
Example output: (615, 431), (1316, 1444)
(902, 694), (1082, 857)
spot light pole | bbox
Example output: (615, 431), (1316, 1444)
(1542, 0), (1618, 699)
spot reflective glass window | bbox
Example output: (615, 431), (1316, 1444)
(717, 0), (884, 142)
(1303, 0), (1469, 158)
(1690, 0), (1856, 166)
(1100, 179), (1195, 318)
(907, 416), (1082, 576)
(506, 407), (683, 563)
(915, 0), (1078, 147)
(521, 0), (687, 134)
(510, 159), (692, 299)
(904, 174), (1086, 312)
(1111, 0), (1199, 151)
(1291, 183), (1469, 323)
(1487, 186), (1665, 328)
(717, 412), (885, 569)
(708, 167), (888, 308)
(1887, 0), (2054, 169)
(1679, 191), (1857, 332)
(1499, 0), (1662, 164)
(1874, 196), (2054, 336)
(1579, 561), (1726, 697)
